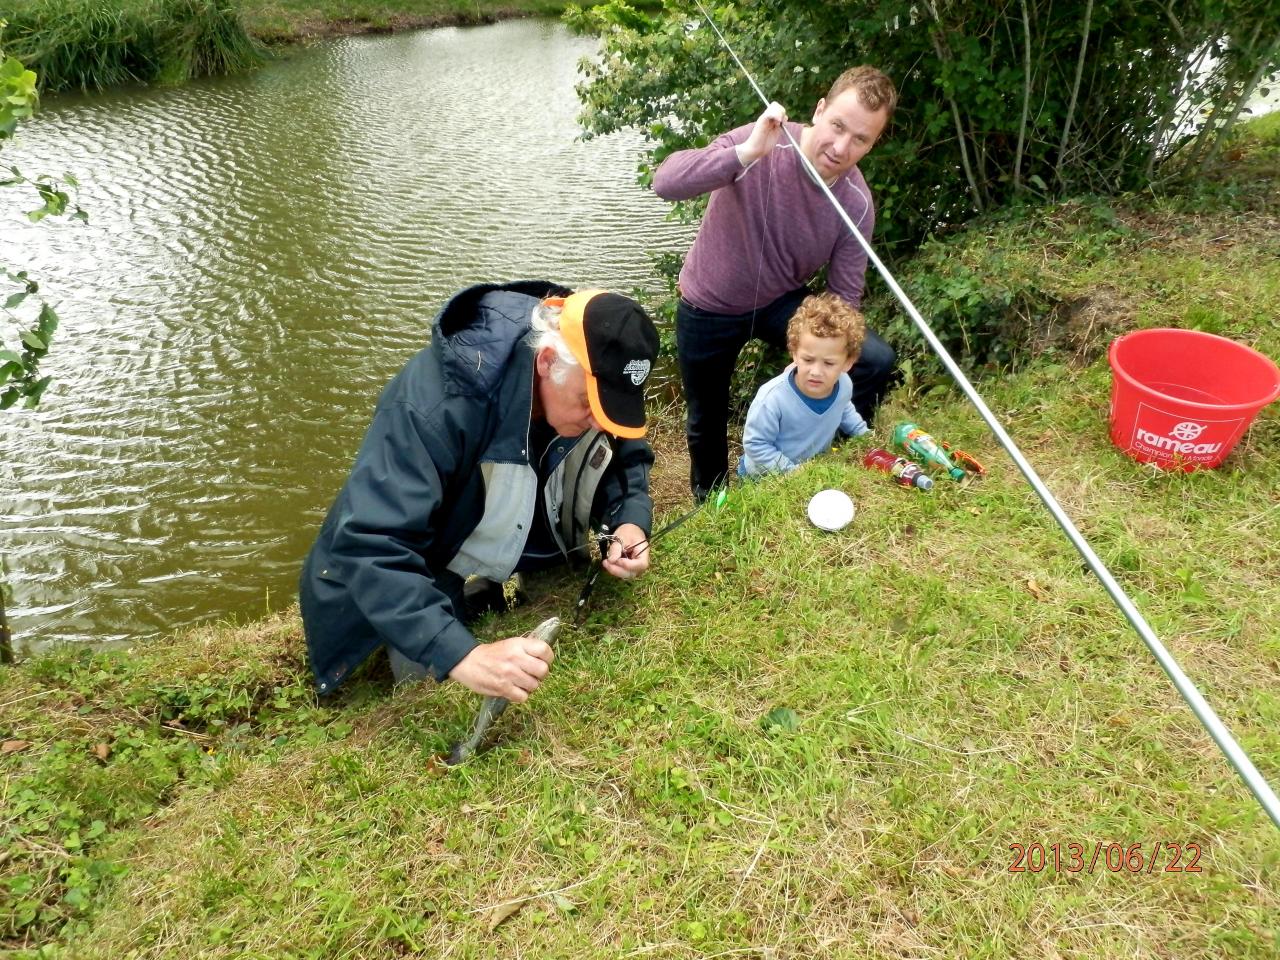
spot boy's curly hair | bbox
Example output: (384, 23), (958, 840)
(786, 292), (866, 360)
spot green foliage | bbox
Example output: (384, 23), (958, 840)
(571, 0), (1279, 258)
(0, 46), (38, 134)
(1, 170), (85, 412)
(862, 121), (1279, 378)
(1, 26), (89, 672)
(0, 30), (84, 413)
(0, 285), (58, 410)
(864, 202), (1132, 375)
(877, 248), (1061, 374)
(239, 0), (583, 45)
(3, 0), (262, 93)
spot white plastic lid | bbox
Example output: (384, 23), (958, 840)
(807, 489), (856, 531)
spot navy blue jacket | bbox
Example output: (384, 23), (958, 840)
(300, 282), (654, 695)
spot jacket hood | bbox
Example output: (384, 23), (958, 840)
(433, 280), (572, 396)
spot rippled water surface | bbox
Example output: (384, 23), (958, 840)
(0, 21), (692, 650)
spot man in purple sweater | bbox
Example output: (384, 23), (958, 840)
(653, 66), (898, 501)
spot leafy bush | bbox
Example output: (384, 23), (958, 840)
(862, 199), (1143, 376)
(571, 0), (1279, 258)
(876, 250), (1062, 374)
(1, 35), (82, 413)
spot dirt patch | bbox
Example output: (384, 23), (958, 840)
(644, 397), (694, 519)
(644, 394), (751, 520)
(1115, 204), (1280, 257)
(1029, 287), (1136, 367)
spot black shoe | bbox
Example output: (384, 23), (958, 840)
(462, 577), (508, 620)
(692, 479), (728, 505)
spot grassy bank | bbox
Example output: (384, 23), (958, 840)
(237, 0), (573, 45)
(3, 121), (1279, 957)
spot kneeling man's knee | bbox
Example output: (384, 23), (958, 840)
(860, 332), (895, 376)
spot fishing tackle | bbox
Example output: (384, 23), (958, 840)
(575, 495), (713, 620)
(942, 442), (987, 478)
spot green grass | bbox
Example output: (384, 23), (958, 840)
(3, 111), (1279, 960)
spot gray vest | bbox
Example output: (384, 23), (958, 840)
(446, 430), (613, 582)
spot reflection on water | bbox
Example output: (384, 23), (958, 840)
(0, 21), (692, 650)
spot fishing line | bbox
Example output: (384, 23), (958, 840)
(735, 152), (777, 417)
(692, 0), (1280, 829)
(575, 497), (710, 619)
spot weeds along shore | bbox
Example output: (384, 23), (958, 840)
(2, 117), (1278, 957)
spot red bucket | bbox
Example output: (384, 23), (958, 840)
(1108, 328), (1280, 470)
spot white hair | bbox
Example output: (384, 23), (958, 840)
(531, 301), (581, 385)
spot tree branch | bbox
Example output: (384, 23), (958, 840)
(1056, 0), (1093, 188)
(1013, 0), (1032, 192)
(922, 0), (985, 211)
(1197, 29), (1280, 175)
(1180, 18), (1263, 172)
(1146, 41), (1205, 180)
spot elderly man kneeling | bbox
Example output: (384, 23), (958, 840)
(300, 281), (660, 703)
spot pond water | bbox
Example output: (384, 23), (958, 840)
(0, 21), (693, 651)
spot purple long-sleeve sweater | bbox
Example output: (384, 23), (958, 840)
(652, 121), (875, 315)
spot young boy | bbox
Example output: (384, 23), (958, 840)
(738, 292), (870, 477)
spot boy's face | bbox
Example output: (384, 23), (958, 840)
(791, 332), (854, 400)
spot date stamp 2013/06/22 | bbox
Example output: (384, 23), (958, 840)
(1009, 841), (1203, 874)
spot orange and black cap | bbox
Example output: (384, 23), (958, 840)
(552, 290), (659, 439)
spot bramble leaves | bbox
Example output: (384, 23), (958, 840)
(761, 706), (800, 733)
(0, 52), (38, 138)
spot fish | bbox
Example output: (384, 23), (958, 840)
(445, 615), (562, 765)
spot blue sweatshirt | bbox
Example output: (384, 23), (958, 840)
(739, 366), (868, 476)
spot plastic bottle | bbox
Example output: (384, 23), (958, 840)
(892, 422), (968, 481)
(863, 448), (934, 490)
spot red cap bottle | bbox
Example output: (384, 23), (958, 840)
(863, 448), (934, 490)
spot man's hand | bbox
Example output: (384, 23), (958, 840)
(736, 101), (787, 167)
(603, 522), (651, 580)
(448, 633), (554, 702)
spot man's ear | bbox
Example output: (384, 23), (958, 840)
(812, 97), (827, 123)
(535, 346), (556, 378)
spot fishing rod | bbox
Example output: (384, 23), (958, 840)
(574, 496), (710, 619)
(692, 0), (1280, 830)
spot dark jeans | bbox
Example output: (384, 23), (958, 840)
(676, 289), (896, 497)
